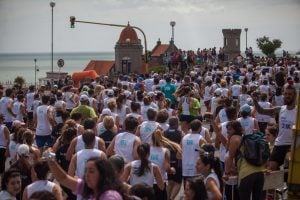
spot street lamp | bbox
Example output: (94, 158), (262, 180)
(244, 28), (248, 50)
(70, 17), (149, 73)
(170, 21), (176, 41)
(34, 59), (39, 88)
(50, 2), (55, 73)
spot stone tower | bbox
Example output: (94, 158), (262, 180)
(222, 29), (241, 61)
(115, 24), (143, 74)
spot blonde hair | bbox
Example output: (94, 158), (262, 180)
(103, 116), (115, 130)
(107, 99), (117, 110)
(151, 128), (181, 153)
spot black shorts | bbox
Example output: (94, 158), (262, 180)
(269, 145), (291, 166)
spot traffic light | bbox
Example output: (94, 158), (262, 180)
(70, 16), (75, 28)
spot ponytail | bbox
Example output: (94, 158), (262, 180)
(211, 157), (223, 194)
(135, 143), (150, 177)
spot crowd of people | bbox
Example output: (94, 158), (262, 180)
(0, 51), (299, 200)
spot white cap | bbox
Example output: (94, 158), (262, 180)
(18, 144), (30, 157)
(80, 94), (89, 102)
(107, 89), (114, 96)
(102, 108), (112, 116)
(124, 90), (131, 98)
(214, 88), (222, 96)
(147, 91), (155, 97)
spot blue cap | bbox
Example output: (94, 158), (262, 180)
(240, 104), (251, 113)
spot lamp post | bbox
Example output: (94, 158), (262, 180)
(50, 2), (55, 73)
(34, 59), (37, 88)
(70, 17), (148, 73)
(244, 28), (248, 50)
(170, 21), (176, 41)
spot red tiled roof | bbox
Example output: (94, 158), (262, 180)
(84, 60), (115, 76)
(117, 26), (140, 44)
(151, 44), (169, 57)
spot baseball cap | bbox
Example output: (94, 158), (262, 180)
(214, 88), (222, 96)
(124, 90), (132, 98)
(80, 94), (89, 102)
(246, 98), (253, 105)
(107, 89), (114, 97)
(18, 144), (30, 157)
(147, 91), (156, 97)
(102, 108), (112, 116)
(240, 104), (251, 113)
(82, 85), (89, 91)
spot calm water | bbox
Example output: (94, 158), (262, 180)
(0, 52), (115, 84)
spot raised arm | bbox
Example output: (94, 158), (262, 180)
(252, 93), (281, 116)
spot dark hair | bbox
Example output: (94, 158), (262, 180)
(131, 102), (141, 112)
(1, 169), (20, 190)
(267, 126), (278, 137)
(135, 143), (150, 177)
(5, 88), (13, 97)
(168, 117), (179, 129)
(82, 158), (124, 199)
(225, 107), (237, 120)
(199, 145), (223, 193)
(130, 183), (155, 200)
(260, 93), (268, 101)
(240, 110), (250, 118)
(226, 120), (244, 136)
(156, 110), (169, 123)
(29, 190), (56, 200)
(71, 112), (82, 121)
(61, 127), (77, 145)
(83, 118), (96, 129)
(82, 129), (96, 146)
(147, 108), (157, 121)
(34, 160), (50, 180)
(41, 95), (50, 104)
(185, 177), (208, 200)
(124, 116), (139, 132)
(190, 119), (202, 132)
(108, 155), (125, 174)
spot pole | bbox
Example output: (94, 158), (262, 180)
(50, 2), (55, 73)
(244, 28), (248, 50)
(71, 18), (148, 72)
(34, 59), (37, 89)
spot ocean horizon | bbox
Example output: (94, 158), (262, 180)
(0, 52), (115, 85)
(0, 50), (294, 85)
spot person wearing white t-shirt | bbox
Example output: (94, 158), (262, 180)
(136, 108), (159, 144)
(237, 104), (259, 135)
(107, 116), (141, 162)
(254, 93), (272, 133)
(253, 84), (297, 171)
(68, 129), (106, 179)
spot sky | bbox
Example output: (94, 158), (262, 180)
(0, 0), (300, 54)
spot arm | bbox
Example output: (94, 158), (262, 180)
(66, 138), (76, 161)
(47, 107), (56, 127)
(164, 149), (175, 174)
(204, 128), (212, 143)
(253, 119), (259, 132)
(135, 125), (141, 137)
(133, 138), (142, 160)
(52, 185), (63, 200)
(22, 187), (28, 200)
(106, 137), (116, 157)
(153, 165), (165, 191)
(4, 126), (10, 156)
(121, 163), (131, 182)
(51, 136), (61, 153)
(98, 138), (106, 153)
(68, 154), (76, 176)
(48, 160), (78, 192)
(253, 96), (280, 116)
(206, 178), (222, 200)
(225, 135), (241, 175)
(8, 100), (16, 117)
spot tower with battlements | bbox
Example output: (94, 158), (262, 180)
(222, 29), (241, 61)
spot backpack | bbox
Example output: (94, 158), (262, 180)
(238, 132), (270, 166)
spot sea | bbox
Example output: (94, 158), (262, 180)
(0, 52), (115, 85)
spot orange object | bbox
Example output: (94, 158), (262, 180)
(72, 70), (98, 87)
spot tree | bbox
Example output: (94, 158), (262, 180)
(14, 76), (25, 87)
(256, 36), (282, 57)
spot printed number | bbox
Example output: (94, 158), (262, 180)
(281, 123), (291, 129)
(187, 140), (193, 145)
(120, 139), (127, 146)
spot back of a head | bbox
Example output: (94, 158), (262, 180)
(41, 95), (50, 104)
(82, 129), (95, 146)
(168, 117), (179, 129)
(225, 107), (237, 120)
(124, 116), (139, 132)
(34, 160), (50, 180)
(70, 112), (83, 121)
(108, 155), (125, 174)
(83, 118), (96, 130)
(190, 119), (202, 132)
(130, 183), (155, 200)
(131, 102), (141, 112)
(103, 116), (115, 130)
(29, 190), (56, 200)
(147, 108), (157, 121)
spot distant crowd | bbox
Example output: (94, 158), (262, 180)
(0, 50), (299, 200)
